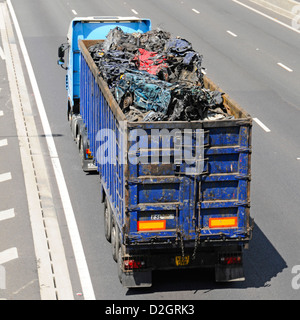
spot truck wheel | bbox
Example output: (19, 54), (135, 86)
(79, 137), (85, 169)
(117, 246), (124, 284)
(111, 218), (119, 262)
(67, 101), (71, 122)
(104, 198), (111, 242)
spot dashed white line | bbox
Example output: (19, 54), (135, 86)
(277, 62), (293, 72)
(192, 8), (200, 14)
(0, 172), (12, 183)
(253, 117), (271, 132)
(0, 111), (3, 117)
(0, 247), (18, 265)
(72, 9), (77, 15)
(131, 9), (138, 15)
(232, 0), (300, 34)
(0, 208), (15, 222)
(0, 46), (5, 60)
(0, 139), (7, 147)
(227, 30), (238, 37)
(0, 6), (4, 30)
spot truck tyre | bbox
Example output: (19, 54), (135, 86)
(104, 198), (111, 242)
(111, 217), (119, 262)
(67, 102), (71, 122)
(79, 137), (85, 169)
(118, 246), (123, 284)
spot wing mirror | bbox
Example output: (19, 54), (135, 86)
(57, 43), (69, 70)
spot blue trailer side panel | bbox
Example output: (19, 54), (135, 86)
(80, 53), (126, 227)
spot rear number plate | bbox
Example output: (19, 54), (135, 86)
(175, 255), (190, 266)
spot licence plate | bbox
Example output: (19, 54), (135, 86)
(175, 255), (190, 266)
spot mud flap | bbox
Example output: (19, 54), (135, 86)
(215, 264), (245, 282)
(82, 158), (97, 172)
(79, 128), (97, 172)
(121, 271), (152, 288)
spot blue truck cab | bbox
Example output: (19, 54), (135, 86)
(58, 17), (151, 171)
(58, 17), (253, 288)
(58, 17), (151, 116)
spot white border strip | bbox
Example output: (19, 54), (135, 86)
(0, 172), (12, 183)
(6, 0), (95, 300)
(0, 247), (18, 265)
(277, 62), (293, 72)
(227, 30), (238, 37)
(253, 117), (271, 132)
(0, 208), (15, 222)
(0, 46), (5, 60)
(0, 139), (8, 147)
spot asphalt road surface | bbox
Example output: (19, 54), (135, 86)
(0, 0), (300, 300)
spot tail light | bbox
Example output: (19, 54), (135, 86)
(86, 148), (93, 159)
(219, 255), (242, 265)
(124, 259), (146, 270)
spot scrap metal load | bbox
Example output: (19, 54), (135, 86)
(88, 27), (232, 122)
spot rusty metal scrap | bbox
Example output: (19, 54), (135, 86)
(88, 27), (233, 122)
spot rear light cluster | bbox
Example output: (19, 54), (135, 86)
(219, 255), (242, 265)
(86, 148), (93, 159)
(123, 259), (146, 270)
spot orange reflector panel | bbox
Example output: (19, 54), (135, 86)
(209, 217), (238, 229)
(138, 220), (166, 231)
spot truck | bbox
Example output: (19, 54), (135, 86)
(58, 16), (253, 288)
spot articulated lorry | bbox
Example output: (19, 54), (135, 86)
(58, 17), (253, 288)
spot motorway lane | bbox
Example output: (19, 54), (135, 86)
(7, 0), (300, 300)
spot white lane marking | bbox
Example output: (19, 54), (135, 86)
(0, 247), (18, 265)
(0, 46), (5, 60)
(0, 208), (15, 222)
(7, 0), (96, 300)
(0, 139), (7, 147)
(0, 8), (4, 29)
(192, 8), (200, 14)
(131, 9), (138, 15)
(232, 0), (300, 34)
(277, 62), (293, 72)
(253, 117), (271, 132)
(0, 0), (5, 60)
(227, 30), (238, 37)
(0, 111), (3, 117)
(0, 172), (12, 183)
(72, 9), (77, 15)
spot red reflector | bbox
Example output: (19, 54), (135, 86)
(220, 256), (242, 265)
(124, 260), (143, 270)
